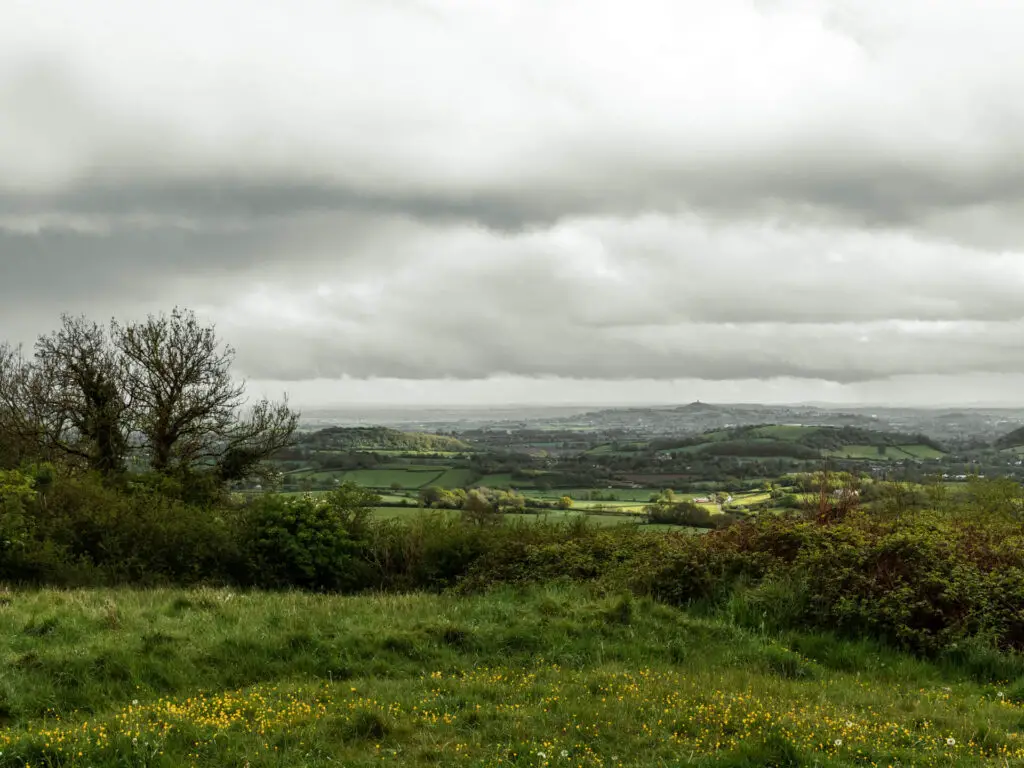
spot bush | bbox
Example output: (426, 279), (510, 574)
(366, 512), (496, 591)
(240, 484), (379, 591)
(1, 469), (243, 585)
(42, 473), (243, 584)
(634, 511), (1024, 654)
(0, 468), (68, 582)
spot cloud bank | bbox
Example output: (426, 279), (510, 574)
(3, 0), (1024, 403)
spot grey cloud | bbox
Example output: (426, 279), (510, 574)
(4, 142), (1024, 242)
(4, 0), (1024, 397)
(0, 179), (526, 230)
(3, 2), (1024, 242)
(230, 316), (1024, 384)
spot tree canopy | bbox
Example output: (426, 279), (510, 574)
(0, 308), (298, 485)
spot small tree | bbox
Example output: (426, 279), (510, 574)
(462, 489), (501, 526)
(557, 495), (574, 510)
(114, 308), (297, 482)
(0, 316), (130, 474)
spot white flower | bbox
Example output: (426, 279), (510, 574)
(998, 691), (1006, 699)
(132, 699), (139, 706)
(537, 752), (547, 760)
(845, 720), (853, 728)
(561, 750), (569, 758)
(946, 737), (956, 747)
(834, 738), (842, 747)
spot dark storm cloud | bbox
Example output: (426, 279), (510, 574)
(7, 151), (1024, 236)
(0, 180), (527, 231)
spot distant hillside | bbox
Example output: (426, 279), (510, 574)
(649, 424), (946, 460)
(299, 426), (471, 453)
(994, 426), (1024, 450)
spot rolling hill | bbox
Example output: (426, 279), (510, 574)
(649, 424), (947, 461)
(297, 426), (471, 453)
(994, 425), (1024, 451)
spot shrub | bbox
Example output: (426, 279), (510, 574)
(634, 510), (1024, 654)
(0, 469), (67, 582)
(38, 473), (242, 584)
(240, 484), (379, 591)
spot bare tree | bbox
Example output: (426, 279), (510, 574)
(34, 316), (130, 474)
(113, 307), (297, 480)
(0, 343), (42, 468)
(0, 317), (129, 473)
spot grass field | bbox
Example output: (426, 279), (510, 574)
(372, 450), (468, 458)
(1, 585), (1022, 767)
(747, 425), (817, 441)
(731, 491), (771, 506)
(431, 468), (478, 488)
(477, 473), (536, 489)
(339, 468), (446, 489)
(583, 443), (648, 456)
(826, 445), (887, 459)
(828, 444), (946, 461)
(370, 508), (645, 527)
(531, 488), (667, 502)
(896, 444), (947, 459)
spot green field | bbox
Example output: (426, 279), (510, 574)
(730, 491), (771, 506)
(583, 442), (648, 456)
(532, 487), (667, 502)
(828, 444), (946, 460)
(747, 425), (818, 441)
(477, 473), (536, 488)
(337, 468), (445, 489)
(431, 467), (478, 488)
(896, 444), (947, 459)
(1, 586), (1022, 767)
(370, 507), (645, 527)
(371, 449), (468, 457)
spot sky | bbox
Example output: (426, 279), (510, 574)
(3, 0), (1024, 408)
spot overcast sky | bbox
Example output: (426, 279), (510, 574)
(4, 0), (1024, 407)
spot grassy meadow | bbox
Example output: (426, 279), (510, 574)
(3, 585), (1024, 768)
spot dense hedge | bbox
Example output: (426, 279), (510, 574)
(2, 466), (1024, 655)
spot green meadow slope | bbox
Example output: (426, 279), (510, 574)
(0, 586), (1023, 767)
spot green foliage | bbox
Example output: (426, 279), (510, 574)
(650, 424), (946, 461)
(645, 499), (739, 529)
(460, 488), (502, 526)
(242, 483), (379, 591)
(0, 469), (39, 575)
(298, 426), (470, 453)
(1, 585), (1024, 767)
(633, 510), (1024, 654)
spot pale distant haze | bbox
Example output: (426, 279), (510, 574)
(4, 1), (1024, 407)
